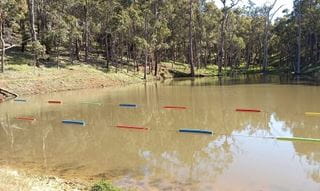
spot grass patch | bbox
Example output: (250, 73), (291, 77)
(91, 180), (122, 191)
(162, 61), (219, 77)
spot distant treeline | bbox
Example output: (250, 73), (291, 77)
(0, 0), (319, 76)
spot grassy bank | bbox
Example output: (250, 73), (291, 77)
(0, 49), (149, 96)
(0, 49), (209, 97)
(1, 49), (283, 97)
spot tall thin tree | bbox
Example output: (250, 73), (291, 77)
(189, 0), (195, 77)
(262, 0), (282, 72)
(218, 0), (239, 75)
(84, 0), (89, 63)
(0, 14), (5, 73)
(296, 0), (301, 74)
(27, 0), (39, 67)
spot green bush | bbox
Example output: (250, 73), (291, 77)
(91, 180), (122, 191)
(30, 40), (46, 58)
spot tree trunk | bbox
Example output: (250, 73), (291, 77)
(135, 52), (139, 72)
(144, 53), (147, 80)
(75, 38), (80, 60)
(28, 0), (37, 42)
(173, 44), (176, 68)
(262, 0), (279, 72)
(262, 14), (270, 72)
(154, 50), (158, 76)
(69, 31), (74, 64)
(105, 33), (110, 69)
(218, 12), (227, 75)
(296, 0), (301, 74)
(126, 42), (130, 73)
(27, 0), (39, 67)
(0, 21), (5, 73)
(189, 0), (195, 77)
(84, 0), (89, 63)
(20, 19), (27, 52)
(144, 14), (147, 80)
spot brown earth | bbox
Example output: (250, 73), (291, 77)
(0, 64), (151, 98)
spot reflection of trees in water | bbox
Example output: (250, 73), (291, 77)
(269, 112), (320, 183)
(0, 111), (92, 176)
(137, 136), (234, 185)
(290, 129), (320, 183)
(0, 114), (28, 158)
(166, 75), (282, 87)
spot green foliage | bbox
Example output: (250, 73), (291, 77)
(3, 0), (320, 75)
(91, 181), (122, 191)
(30, 41), (46, 58)
(133, 37), (149, 50)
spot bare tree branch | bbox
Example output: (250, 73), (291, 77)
(271, 5), (284, 20)
(0, 38), (31, 51)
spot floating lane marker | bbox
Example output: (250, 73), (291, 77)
(305, 112), (320, 116)
(163, 106), (187, 110)
(236, 108), (261, 113)
(14, 99), (27, 102)
(15, 117), (36, 121)
(116, 125), (148, 130)
(179, 129), (213, 135)
(276, 137), (320, 143)
(119, 104), (137, 108)
(48, 100), (62, 104)
(81, 102), (102, 106)
(62, 120), (86, 126)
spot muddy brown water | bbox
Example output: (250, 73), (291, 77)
(0, 76), (320, 190)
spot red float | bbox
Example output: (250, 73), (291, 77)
(163, 106), (187, 109)
(15, 117), (36, 121)
(236, 108), (261, 113)
(48, 100), (62, 104)
(116, 125), (148, 130)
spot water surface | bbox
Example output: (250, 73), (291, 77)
(0, 76), (320, 190)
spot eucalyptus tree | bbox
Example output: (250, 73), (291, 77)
(0, 0), (28, 72)
(188, 0), (195, 77)
(295, 0), (302, 74)
(217, 0), (240, 75)
(261, 0), (283, 72)
(0, 6), (5, 73)
(147, 0), (171, 76)
(243, 1), (265, 69)
(97, 0), (121, 68)
(201, 2), (220, 67)
(26, 0), (47, 67)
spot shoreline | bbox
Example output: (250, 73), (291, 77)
(0, 166), (89, 191)
(0, 65), (152, 190)
(0, 64), (155, 99)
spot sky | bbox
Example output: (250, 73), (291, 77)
(212, 0), (293, 19)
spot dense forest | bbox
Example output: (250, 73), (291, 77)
(0, 0), (319, 77)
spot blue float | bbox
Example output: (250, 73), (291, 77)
(179, 129), (213, 135)
(62, 120), (86, 126)
(14, 99), (27, 102)
(119, 104), (137, 108)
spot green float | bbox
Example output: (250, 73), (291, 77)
(276, 137), (320, 143)
(80, 102), (102, 106)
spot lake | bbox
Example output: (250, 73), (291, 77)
(0, 75), (319, 190)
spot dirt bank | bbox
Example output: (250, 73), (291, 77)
(0, 64), (150, 97)
(0, 166), (89, 191)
